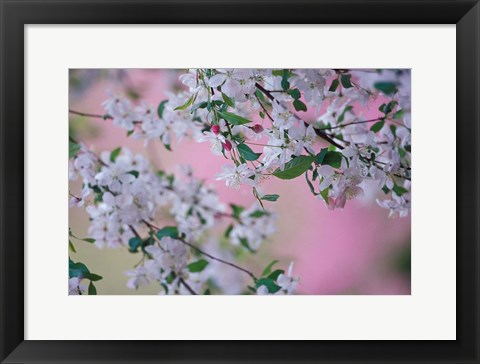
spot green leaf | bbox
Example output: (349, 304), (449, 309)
(166, 272), (176, 284)
(222, 93), (235, 108)
(255, 90), (265, 102)
(191, 101), (209, 113)
(374, 82), (397, 95)
(337, 105), (353, 124)
(261, 260), (279, 277)
(127, 88), (140, 100)
(69, 140), (81, 159)
(237, 143), (261, 161)
(320, 187), (330, 204)
(84, 273), (103, 281)
(110, 147), (121, 162)
(379, 101), (397, 114)
(267, 269), (284, 281)
(230, 133), (246, 144)
(288, 88), (301, 99)
(82, 238), (95, 244)
(293, 99), (307, 112)
(281, 69), (290, 90)
(273, 156), (314, 180)
(319, 151), (343, 168)
(261, 194), (279, 202)
(315, 148), (328, 164)
(157, 100), (168, 118)
(393, 185), (408, 196)
(240, 238), (255, 253)
(217, 111), (252, 126)
(174, 95), (194, 111)
(69, 260), (90, 279)
(305, 172), (318, 195)
(230, 204), (245, 219)
(340, 74), (353, 88)
(68, 240), (77, 253)
(127, 170), (139, 178)
(370, 120), (385, 133)
(204, 289), (211, 295)
(255, 278), (281, 293)
(142, 236), (155, 251)
(128, 237), (143, 253)
(187, 259), (209, 273)
(393, 109), (405, 119)
(156, 226), (179, 240)
(224, 224), (234, 238)
(249, 210), (268, 218)
(387, 100), (398, 112)
(390, 124), (397, 136)
(88, 281), (97, 295)
(328, 79), (340, 92)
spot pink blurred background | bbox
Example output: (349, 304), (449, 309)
(69, 69), (411, 295)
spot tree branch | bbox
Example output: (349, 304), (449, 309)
(179, 278), (198, 295)
(254, 93), (274, 122)
(142, 220), (257, 281)
(69, 109), (112, 120)
(254, 82), (412, 180)
(318, 117), (384, 131)
(254, 82), (345, 150)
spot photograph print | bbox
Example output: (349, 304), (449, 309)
(68, 68), (411, 295)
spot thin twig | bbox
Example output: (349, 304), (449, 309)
(318, 117), (384, 131)
(178, 237), (257, 281)
(142, 220), (257, 281)
(179, 278), (198, 295)
(254, 82), (345, 150)
(69, 109), (112, 119)
(129, 225), (142, 239)
(255, 93), (274, 122)
(244, 141), (284, 148)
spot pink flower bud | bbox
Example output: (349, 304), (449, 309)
(222, 140), (232, 152)
(251, 124), (264, 133)
(211, 124), (221, 135)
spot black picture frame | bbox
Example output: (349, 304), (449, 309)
(1, 0), (479, 363)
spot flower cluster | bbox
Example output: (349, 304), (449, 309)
(98, 68), (411, 218)
(69, 144), (283, 294)
(102, 90), (204, 148)
(228, 203), (277, 252)
(125, 236), (193, 294)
